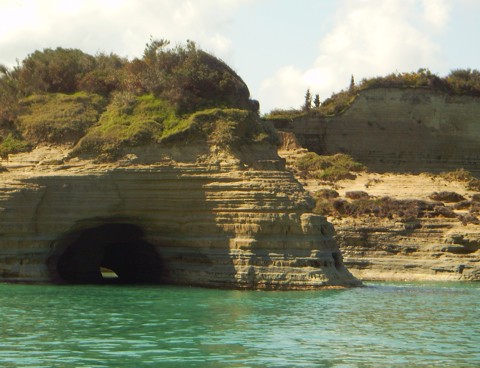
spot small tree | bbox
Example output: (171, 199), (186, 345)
(303, 88), (312, 111)
(349, 75), (355, 93)
(313, 94), (320, 108)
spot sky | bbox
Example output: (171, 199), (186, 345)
(0, 0), (479, 113)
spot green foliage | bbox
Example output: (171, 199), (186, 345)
(0, 133), (31, 158)
(0, 39), (262, 158)
(78, 53), (127, 96)
(1, 39), (256, 115)
(123, 39), (254, 113)
(295, 152), (366, 181)
(319, 90), (358, 116)
(263, 108), (307, 121)
(0, 65), (20, 124)
(446, 69), (480, 95)
(358, 69), (445, 90)
(16, 92), (107, 144)
(266, 68), (480, 120)
(73, 100), (270, 157)
(73, 94), (178, 156)
(188, 108), (273, 146)
(14, 48), (97, 94)
(303, 89), (312, 112)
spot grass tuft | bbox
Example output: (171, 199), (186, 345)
(16, 92), (106, 144)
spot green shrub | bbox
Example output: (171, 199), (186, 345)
(264, 108), (306, 121)
(0, 133), (31, 158)
(188, 108), (273, 146)
(295, 152), (365, 181)
(123, 39), (255, 114)
(14, 48), (96, 94)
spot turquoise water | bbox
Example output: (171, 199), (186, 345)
(0, 282), (478, 367)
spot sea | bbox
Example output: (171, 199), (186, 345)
(0, 282), (478, 367)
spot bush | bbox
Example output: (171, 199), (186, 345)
(189, 108), (273, 146)
(439, 169), (480, 191)
(453, 200), (472, 210)
(432, 205), (457, 218)
(315, 189), (340, 199)
(0, 133), (31, 158)
(294, 152), (366, 181)
(429, 191), (465, 203)
(14, 48), (96, 94)
(124, 39), (254, 114)
(345, 191), (370, 200)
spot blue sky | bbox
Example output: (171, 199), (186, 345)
(0, 0), (478, 112)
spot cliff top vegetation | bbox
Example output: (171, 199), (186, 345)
(0, 39), (265, 159)
(266, 68), (480, 121)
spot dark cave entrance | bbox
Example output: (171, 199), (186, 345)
(50, 223), (164, 285)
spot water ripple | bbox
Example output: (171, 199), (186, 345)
(0, 282), (479, 367)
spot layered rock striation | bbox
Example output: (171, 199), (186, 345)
(0, 142), (360, 289)
(335, 213), (480, 282)
(278, 140), (480, 282)
(274, 87), (480, 175)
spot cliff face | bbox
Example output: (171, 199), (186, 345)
(0, 143), (359, 289)
(335, 212), (480, 282)
(278, 141), (480, 281)
(282, 88), (480, 175)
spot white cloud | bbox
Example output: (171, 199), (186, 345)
(0, 0), (248, 67)
(422, 0), (451, 28)
(259, 0), (453, 112)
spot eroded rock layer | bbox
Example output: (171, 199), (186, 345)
(0, 144), (359, 289)
(335, 217), (480, 281)
(276, 87), (480, 175)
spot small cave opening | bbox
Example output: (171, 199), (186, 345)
(50, 223), (164, 285)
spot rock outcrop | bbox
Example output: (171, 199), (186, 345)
(275, 87), (480, 175)
(336, 215), (480, 282)
(0, 142), (360, 289)
(278, 141), (480, 281)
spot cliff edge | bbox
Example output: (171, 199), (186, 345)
(274, 87), (480, 176)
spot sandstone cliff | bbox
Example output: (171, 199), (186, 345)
(276, 87), (480, 175)
(278, 136), (480, 282)
(0, 42), (361, 289)
(0, 140), (360, 289)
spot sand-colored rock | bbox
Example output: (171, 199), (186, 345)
(276, 87), (480, 175)
(0, 142), (360, 289)
(279, 144), (480, 281)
